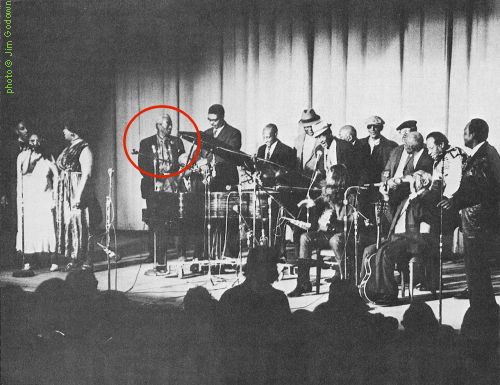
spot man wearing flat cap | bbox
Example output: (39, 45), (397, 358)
(358, 116), (398, 187)
(294, 108), (321, 177)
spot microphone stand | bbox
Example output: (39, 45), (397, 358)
(105, 168), (114, 291)
(438, 156), (445, 325)
(343, 186), (370, 284)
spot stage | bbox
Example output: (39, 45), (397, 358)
(1, 232), (499, 332)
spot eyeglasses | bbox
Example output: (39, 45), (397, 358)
(208, 117), (220, 123)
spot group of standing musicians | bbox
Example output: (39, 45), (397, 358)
(136, 104), (499, 311)
(3, 105), (497, 312)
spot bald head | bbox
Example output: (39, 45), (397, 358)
(404, 131), (424, 154)
(338, 125), (357, 144)
(262, 123), (278, 147)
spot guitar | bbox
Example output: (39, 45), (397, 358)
(358, 189), (425, 303)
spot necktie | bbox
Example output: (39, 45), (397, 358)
(265, 146), (271, 160)
(403, 153), (415, 175)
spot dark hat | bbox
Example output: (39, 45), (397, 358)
(299, 108), (321, 126)
(396, 120), (417, 131)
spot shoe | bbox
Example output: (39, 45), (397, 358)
(50, 264), (59, 272)
(65, 262), (79, 272)
(23, 263), (31, 271)
(288, 282), (313, 297)
(81, 263), (93, 271)
(454, 288), (469, 299)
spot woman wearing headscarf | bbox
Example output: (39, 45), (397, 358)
(16, 132), (59, 271)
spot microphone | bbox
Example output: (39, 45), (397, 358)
(97, 242), (121, 261)
(314, 149), (323, 170)
(232, 205), (239, 213)
(108, 168), (114, 177)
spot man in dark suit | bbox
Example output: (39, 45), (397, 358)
(381, 131), (433, 213)
(138, 114), (185, 264)
(205, 104), (242, 192)
(205, 104), (241, 259)
(256, 123), (296, 186)
(438, 118), (500, 311)
(138, 114), (185, 197)
(312, 122), (355, 185)
(338, 124), (365, 186)
(357, 116), (398, 186)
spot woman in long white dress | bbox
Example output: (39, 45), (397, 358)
(16, 133), (59, 271)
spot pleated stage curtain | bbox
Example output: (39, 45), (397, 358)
(108, 0), (500, 229)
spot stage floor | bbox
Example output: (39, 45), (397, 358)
(1, 259), (499, 332)
(1, 231), (499, 331)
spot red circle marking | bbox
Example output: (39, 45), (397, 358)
(123, 105), (201, 179)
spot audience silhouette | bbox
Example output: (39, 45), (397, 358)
(0, 268), (498, 385)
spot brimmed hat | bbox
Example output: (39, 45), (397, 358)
(396, 120), (417, 131)
(365, 115), (385, 126)
(312, 121), (332, 138)
(299, 108), (321, 126)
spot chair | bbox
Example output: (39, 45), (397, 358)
(313, 248), (340, 294)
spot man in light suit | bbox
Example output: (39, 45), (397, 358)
(294, 108), (321, 178)
(382, 130), (433, 214)
(205, 104), (242, 192)
(312, 122), (355, 186)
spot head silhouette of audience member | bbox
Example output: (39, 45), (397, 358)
(243, 245), (280, 286)
(327, 277), (368, 312)
(34, 278), (73, 334)
(65, 269), (98, 299)
(184, 286), (217, 319)
(402, 301), (439, 335)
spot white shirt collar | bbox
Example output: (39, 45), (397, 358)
(468, 141), (485, 157)
(214, 124), (225, 137)
(266, 140), (278, 155)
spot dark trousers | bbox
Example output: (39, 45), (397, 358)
(463, 234), (496, 308)
(296, 231), (344, 286)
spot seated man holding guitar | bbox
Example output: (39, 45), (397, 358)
(288, 165), (351, 297)
(359, 170), (435, 305)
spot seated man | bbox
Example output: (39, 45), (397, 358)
(288, 165), (351, 297)
(360, 170), (436, 305)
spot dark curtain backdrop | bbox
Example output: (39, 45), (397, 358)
(3, 0), (499, 230)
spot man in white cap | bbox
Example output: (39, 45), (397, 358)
(358, 116), (397, 187)
(312, 121), (355, 185)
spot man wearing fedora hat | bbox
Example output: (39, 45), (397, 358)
(311, 122), (355, 185)
(294, 108), (321, 177)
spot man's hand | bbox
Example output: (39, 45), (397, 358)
(437, 197), (453, 211)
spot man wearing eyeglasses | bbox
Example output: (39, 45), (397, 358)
(204, 104), (242, 192)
